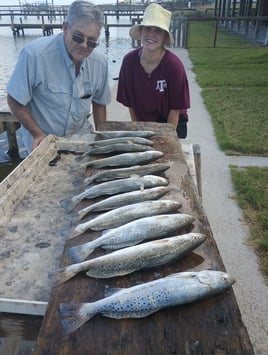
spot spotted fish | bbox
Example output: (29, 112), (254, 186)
(59, 270), (235, 336)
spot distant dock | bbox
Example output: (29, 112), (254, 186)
(0, 4), (146, 37)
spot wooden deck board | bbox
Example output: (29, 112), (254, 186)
(33, 121), (254, 355)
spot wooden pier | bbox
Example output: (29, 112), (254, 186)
(0, 4), (146, 37)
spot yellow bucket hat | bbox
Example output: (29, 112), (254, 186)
(130, 3), (173, 46)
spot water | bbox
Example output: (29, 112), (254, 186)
(0, 16), (133, 180)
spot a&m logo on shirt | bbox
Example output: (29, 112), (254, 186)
(156, 80), (167, 92)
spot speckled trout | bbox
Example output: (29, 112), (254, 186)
(68, 213), (194, 261)
(59, 270), (235, 336)
(76, 150), (164, 170)
(72, 163), (170, 188)
(76, 143), (154, 162)
(67, 200), (182, 239)
(60, 175), (168, 213)
(49, 233), (206, 287)
(93, 129), (156, 138)
(88, 136), (154, 147)
(75, 186), (170, 221)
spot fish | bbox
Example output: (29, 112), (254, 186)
(74, 150), (164, 170)
(88, 136), (154, 147)
(49, 233), (207, 287)
(60, 175), (169, 213)
(75, 143), (153, 162)
(59, 270), (235, 335)
(72, 162), (170, 188)
(75, 186), (170, 221)
(93, 129), (156, 138)
(68, 213), (194, 261)
(67, 200), (182, 239)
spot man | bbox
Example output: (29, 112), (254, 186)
(7, 1), (111, 154)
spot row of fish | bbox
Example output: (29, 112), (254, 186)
(56, 129), (234, 336)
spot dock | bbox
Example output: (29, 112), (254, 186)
(0, 4), (145, 37)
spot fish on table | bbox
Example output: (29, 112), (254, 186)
(87, 136), (154, 147)
(59, 270), (235, 336)
(72, 162), (170, 188)
(75, 186), (170, 221)
(73, 150), (164, 170)
(76, 142), (154, 162)
(67, 200), (182, 239)
(93, 129), (156, 138)
(49, 233), (207, 287)
(68, 213), (194, 261)
(60, 175), (169, 213)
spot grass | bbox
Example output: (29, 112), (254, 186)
(187, 22), (268, 276)
(188, 46), (268, 156)
(230, 166), (268, 275)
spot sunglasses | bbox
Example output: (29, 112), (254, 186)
(72, 32), (99, 48)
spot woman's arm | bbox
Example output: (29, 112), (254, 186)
(167, 109), (180, 129)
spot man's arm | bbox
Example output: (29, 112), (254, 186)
(7, 94), (46, 150)
(92, 101), (107, 129)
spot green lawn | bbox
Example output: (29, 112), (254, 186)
(188, 46), (268, 156)
(187, 24), (268, 275)
(230, 166), (268, 274)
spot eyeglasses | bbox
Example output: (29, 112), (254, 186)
(72, 32), (100, 48)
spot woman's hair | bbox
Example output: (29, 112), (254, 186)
(66, 1), (104, 30)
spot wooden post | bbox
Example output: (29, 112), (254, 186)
(4, 122), (20, 159)
(193, 143), (202, 197)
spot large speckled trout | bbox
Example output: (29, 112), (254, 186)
(68, 213), (194, 261)
(60, 175), (168, 213)
(72, 162), (170, 188)
(67, 200), (182, 239)
(93, 129), (156, 138)
(59, 270), (235, 336)
(49, 233), (206, 287)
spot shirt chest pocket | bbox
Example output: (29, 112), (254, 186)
(38, 82), (71, 112)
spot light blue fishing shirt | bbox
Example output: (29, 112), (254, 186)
(7, 32), (111, 153)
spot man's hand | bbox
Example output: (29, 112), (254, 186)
(32, 132), (47, 151)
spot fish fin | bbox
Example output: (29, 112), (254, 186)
(168, 271), (198, 279)
(74, 155), (85, 162)
(104, 286), (124, 298)
(72, 177), (86, 188)
(59, 303), (92, 336)
(130, 173), (141, 179)
(76, 206), (93, 221)
(68, 243), (94, 262)
(58, 198), (77, 213)
(48, 267), (74, 288)
(67, 226), (84, 240)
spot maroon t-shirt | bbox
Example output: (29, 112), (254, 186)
(117, 48), (190, 122)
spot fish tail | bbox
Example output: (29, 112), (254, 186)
(59, 303), (93, 336)
(68, 243), (94, 262)
(48, 266), (74, 287)
(74, 155), (83, 162)
(66, 225), (84, 240)
(72, 177), (85, 188)
(76, 206), (92, 221)
(58, 198), (78, 213)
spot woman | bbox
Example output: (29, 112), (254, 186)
(116, 3), (190, 138)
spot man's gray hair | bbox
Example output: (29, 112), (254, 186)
(66, 1), (104, 29)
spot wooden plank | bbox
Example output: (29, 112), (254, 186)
(34, 121), (254, 355)
(0, 298), (47, 316)
(0, 135), (57, 223)
(0, 134), (86, 305)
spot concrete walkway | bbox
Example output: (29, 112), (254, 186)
(107, 48), (268, 355)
